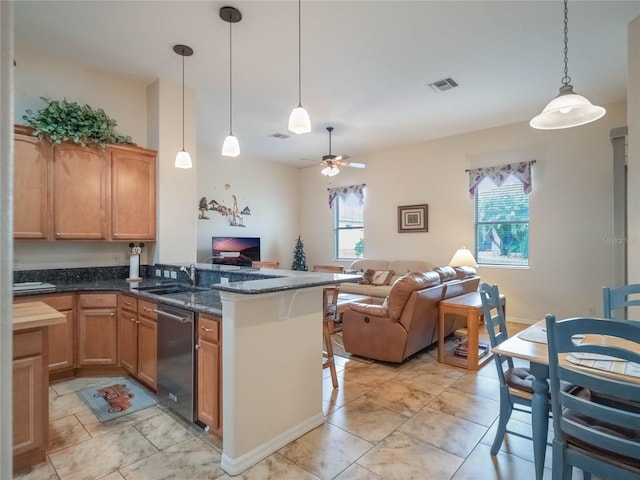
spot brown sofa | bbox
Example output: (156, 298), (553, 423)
(341, 266), (480, 363)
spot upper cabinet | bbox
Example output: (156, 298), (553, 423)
(14, 126), (157, 241)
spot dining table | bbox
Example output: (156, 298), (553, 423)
(491, 318), (640, 480)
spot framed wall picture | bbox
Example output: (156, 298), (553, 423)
(398, 204), (428, 233)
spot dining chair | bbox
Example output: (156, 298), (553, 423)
(312, 265), (344, 273)
(251, 261), (279, 269)
(602, 284), (640, 319)
(479, 283), (536, 454)
(322, 286), (340, 389)
(545, 314), (640, 480)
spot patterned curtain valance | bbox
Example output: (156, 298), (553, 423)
(328, 183), (366, 209)
(468, 160), (535, 198)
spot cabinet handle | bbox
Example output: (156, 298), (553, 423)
(201, 327), (214, 332)
(110, 313), (115, 316)
(124, 301), (133, 306)
(143, 307), (152, 312)
(129, 317), (137, 322)
(195, 344), (200, 350)
(114, 233), (119, 237)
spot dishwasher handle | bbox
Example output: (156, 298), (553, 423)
(154, 309), (192, 324)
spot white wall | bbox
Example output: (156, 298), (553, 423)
(196, 147), (299, 266)
(628, 17), (640, 309)
(300, 101), (626, 323)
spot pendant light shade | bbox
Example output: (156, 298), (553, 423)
(530, 0), (605, 130)
(220, 6), (242, 157)
(222, 134), (240, 157)
(288, 0), (311, 134)
(321, 164), (340, 177)
(173, 44), (194, 169)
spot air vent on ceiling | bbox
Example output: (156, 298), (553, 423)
(270, 132), (290, 140)
(428, 77), (459, 92)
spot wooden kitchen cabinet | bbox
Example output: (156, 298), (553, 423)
(196, 313), (222, 437)
(110, 146), (157, 240)
(13, 293), (75, 378)
(77, 293), (118, 366)
(117, 294), (157, 390)
(13, 125), (51, 239)
(13, 126), (157, 241)
(13, 328), (47, 473)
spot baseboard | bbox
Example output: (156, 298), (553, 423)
(507, 315), (538, 325)
(220, 412), (324, 476)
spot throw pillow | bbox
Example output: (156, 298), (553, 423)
(359, 268), (376, 285)
(371, 270), (394, 286)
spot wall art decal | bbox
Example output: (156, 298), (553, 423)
(199, 194), (251, 227)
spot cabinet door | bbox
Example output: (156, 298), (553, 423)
(53, 144), (108, 239)
(137, 315), (157, 390)
(13, 355), (44, 458)
(118, 309), (138, 375)
(110, 146), (157, 240)
(77, 307), (118, 366)
(42, 295), (74, 372)
(14, 129), (51, 239)
(197, 338), (220, 432)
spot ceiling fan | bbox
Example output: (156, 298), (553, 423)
(320, 126), (365, 176)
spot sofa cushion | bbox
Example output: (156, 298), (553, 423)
(453, 266), (477, 279)
(371, 270), (394, 286)
(434, 266), (457, 282)
(388, 260), (432, 276)
(349, 259), (390, 272)
(340, 282), (393, 298)
(387, 271), (441, 321)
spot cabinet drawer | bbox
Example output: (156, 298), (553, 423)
(138, 299), (157, 321)
(119, 294), (138, 312)
(79, 293), (117, 308)
(13, 329), (44, 359)
(198, 315), (220, 343)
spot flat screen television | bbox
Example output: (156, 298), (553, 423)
(211, 236), (261, 266)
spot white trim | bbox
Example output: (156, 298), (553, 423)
(220, 412), (324, 476)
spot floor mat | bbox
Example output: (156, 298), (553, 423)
(77, 377), (158, 422)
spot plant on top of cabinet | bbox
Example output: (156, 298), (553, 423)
(22, 97), (134, 148)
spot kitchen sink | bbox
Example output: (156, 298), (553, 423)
(135, 283), (207, 295)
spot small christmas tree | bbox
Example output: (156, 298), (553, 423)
(291, 235), (308, 271)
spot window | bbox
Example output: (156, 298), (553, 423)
(474, 175), (529, 266)
(334, 193), (364, 260)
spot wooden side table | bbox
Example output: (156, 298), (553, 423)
(438, 292), (506, 371)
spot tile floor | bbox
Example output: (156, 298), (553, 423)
(14, 324), (588, 480)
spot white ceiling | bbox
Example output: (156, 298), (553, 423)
(13, 0), (640, 167)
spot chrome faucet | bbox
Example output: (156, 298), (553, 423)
(180, 264), (197, 286)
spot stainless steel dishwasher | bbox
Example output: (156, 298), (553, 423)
(156, 304), (195, 423)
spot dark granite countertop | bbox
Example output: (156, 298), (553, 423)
(13, 265), (360, 316)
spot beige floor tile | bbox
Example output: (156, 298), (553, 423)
(48, 414), (91, 453)
(451, 442), (538, 480)
(133, 411), (193, 450)
(13, 458), (59, 480)
(481, 416), (552, 469)
(357, 431), (463, 480)
(49, 392), (89, 421)
(399, 406), (487, 458)
(278, 422), (373, 480)
(449, 371), (501, 401)
(50, 377), (124, 396)
(226, 453), (321, 479)
(339, 362), (400, 387)
(429, 389), (500, 427)
(48, 425), (157, 480)
(322, 375), (373, 409)
(327, 397), (409, 443)
(393, 364), (465, 396)
(334, 463), (385, 479)
(364, 380), (435, 416)
(76, 405), (163, 438)
(97, 472), (126, 480)
(120, 436), (224, 480)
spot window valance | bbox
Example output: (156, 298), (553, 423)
(467, 160), (535, 197)
(328, 183), (366, 209)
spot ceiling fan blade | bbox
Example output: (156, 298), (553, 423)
(346, 162), (366, 168)
(334, 154), (350, 162)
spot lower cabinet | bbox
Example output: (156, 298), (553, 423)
(13, 328), (47, 473)
(77, 293), (118, 366)
(117, 294), (157, 390)
(196, 313), (222, 437)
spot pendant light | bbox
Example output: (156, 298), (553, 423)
(220, 6), (242, 157)
(288, 0), (311, 134)
(173, 44), (194, 168)
(530, 0), (605, 130)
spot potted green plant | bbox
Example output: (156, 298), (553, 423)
(22, 97), (134, 148)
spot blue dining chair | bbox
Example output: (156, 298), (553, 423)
(602, 284), (640, 319)
(545, 314), (640, 480)
(479, 283), (536, 454)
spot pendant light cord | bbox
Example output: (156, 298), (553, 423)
(561, 0), (571, 86)
(229, 20), (233, 135)
(181, 52), (185, 150)
(297, 0), (302, 107)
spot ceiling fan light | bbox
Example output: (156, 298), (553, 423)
(530, 85), (606, 129)
(222, 134), (240, 157)
(175, 150), (192, 168)
(321, 165), (340, 177)
(288, 105), (311, 134)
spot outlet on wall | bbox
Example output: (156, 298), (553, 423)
(170, 271), (177, 279)
(221, 277), (229, 285)
(155, 269), (161, 277)
(163, 270), (171, 278)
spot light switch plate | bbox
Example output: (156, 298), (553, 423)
(170, 271), (177, 279)
(155, 269), (161, 277)
(163, 270), (170, 278)
(221, 277), (229, 284)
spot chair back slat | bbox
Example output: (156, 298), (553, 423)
(479, 283), (514, 385)
(603, 284), (640, 319)
(545, 314), (640, 477)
